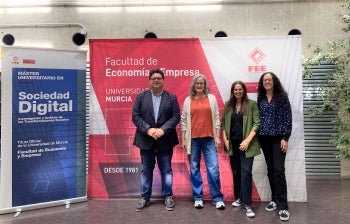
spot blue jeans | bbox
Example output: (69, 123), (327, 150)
(140, 145), (173, 200)
(230, 140), (254, 206)
(190, 137), (223, 202)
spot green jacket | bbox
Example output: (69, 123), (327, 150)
(221, 99), (261, 158)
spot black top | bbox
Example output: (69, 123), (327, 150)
(230, 109), (243, 141)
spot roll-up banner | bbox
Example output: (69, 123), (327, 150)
(88, 37), (307, 202)
(0, 46), (87, 214)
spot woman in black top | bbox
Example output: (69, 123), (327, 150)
(257, 72), (292, 222)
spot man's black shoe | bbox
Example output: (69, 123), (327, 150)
(136, 198), (151, 212)
(165, 196), (175, 211)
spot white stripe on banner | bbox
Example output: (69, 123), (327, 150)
(200, 36), (306, 202)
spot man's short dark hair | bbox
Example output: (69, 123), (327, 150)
(149, 68), (164, 80)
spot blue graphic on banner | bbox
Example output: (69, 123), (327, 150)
(12, 68), (86, 206)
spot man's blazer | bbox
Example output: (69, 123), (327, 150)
(132, 89), (180, 151)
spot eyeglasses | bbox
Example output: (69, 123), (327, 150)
(263, 79), (273, 83)
(195, 82), (205, 86)
(150, 77), (163, 81)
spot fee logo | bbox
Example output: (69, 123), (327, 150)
(249, 48), (265, 64)
(12, 56), (20, 65)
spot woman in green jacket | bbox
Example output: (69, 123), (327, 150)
(222, 81), (260, 218)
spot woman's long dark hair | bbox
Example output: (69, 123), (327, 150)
(257, 72), (287, 104)
(227, 81), (249, 114)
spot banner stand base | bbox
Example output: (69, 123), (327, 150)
(65, 201), (71, 209)
(0, 196), (87, 216)
(14, 209), (21, 218)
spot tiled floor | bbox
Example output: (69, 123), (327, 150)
(0, 178), (349, 224)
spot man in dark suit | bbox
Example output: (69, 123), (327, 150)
(132, 68), (180, 212)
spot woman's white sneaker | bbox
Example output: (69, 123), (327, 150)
(232, 199), (242, 207)
(194, 200), (204, 209)
(265, 201), (277, 211)
(242, 205), (255, 218)
(279, 210), (290, 221)
(214, 201), (225, 210)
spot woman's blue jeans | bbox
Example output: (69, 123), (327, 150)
(189, 137), (223, 202)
